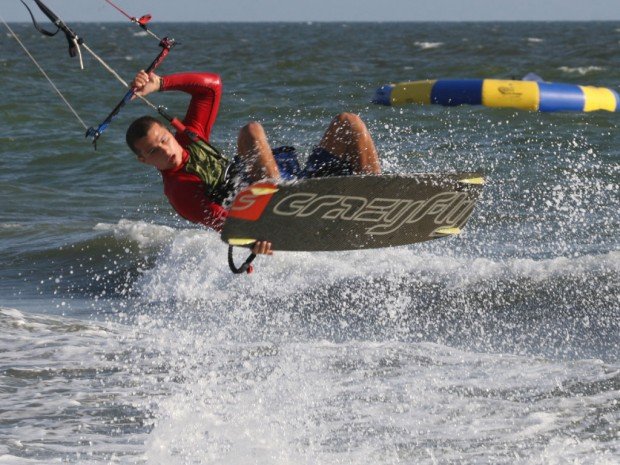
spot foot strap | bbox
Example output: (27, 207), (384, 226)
(227, 246), (256, 274)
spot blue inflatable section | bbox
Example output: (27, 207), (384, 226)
(538, 83), (585, 112)
(372, 85), (392, 106)
(431, 79), (483, 106)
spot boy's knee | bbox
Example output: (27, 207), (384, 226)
(334, 112), (356, 122)
(333, 112), (364, 130)
(238, 121), (266, 142)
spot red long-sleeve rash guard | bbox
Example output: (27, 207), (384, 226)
(158, 72), (228, 231)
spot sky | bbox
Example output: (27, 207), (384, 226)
(2, 0), (620, 22)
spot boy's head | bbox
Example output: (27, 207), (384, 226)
(126, 116), (184, 170)
(126, 116), (163, 154)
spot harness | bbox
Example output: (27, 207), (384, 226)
(184, 139), (236, 205)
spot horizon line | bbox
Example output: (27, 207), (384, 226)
(4, 19), (620, 23)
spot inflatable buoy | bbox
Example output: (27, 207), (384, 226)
(372, 79), (619, 112)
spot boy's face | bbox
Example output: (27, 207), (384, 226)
(134, 123), (184, 171)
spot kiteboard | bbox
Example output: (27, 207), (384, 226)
(221, 173), (484, 252)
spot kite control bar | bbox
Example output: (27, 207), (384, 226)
(86, 36), (176, 148)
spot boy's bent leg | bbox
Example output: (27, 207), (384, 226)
(237, 121), (281, 181)
(317, 113), (381, 175)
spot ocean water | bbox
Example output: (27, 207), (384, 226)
(0, 21), (619, 464)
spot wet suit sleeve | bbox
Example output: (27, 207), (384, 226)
(160, 72), (222, 145)
(159, 72), (227, 232)
(164, 174), (228, 232)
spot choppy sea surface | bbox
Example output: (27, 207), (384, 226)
(0, 21), (618, 464)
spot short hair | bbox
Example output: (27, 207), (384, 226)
(126, 116), (164, 155)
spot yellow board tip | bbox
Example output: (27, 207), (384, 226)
(250, 186), (279, 195)
(435, 227), (461, 236)
(458, 177), (485, 185)
(228, 238), (256, 246)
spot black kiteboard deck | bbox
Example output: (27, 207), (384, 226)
(221, 173), (484, 252)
